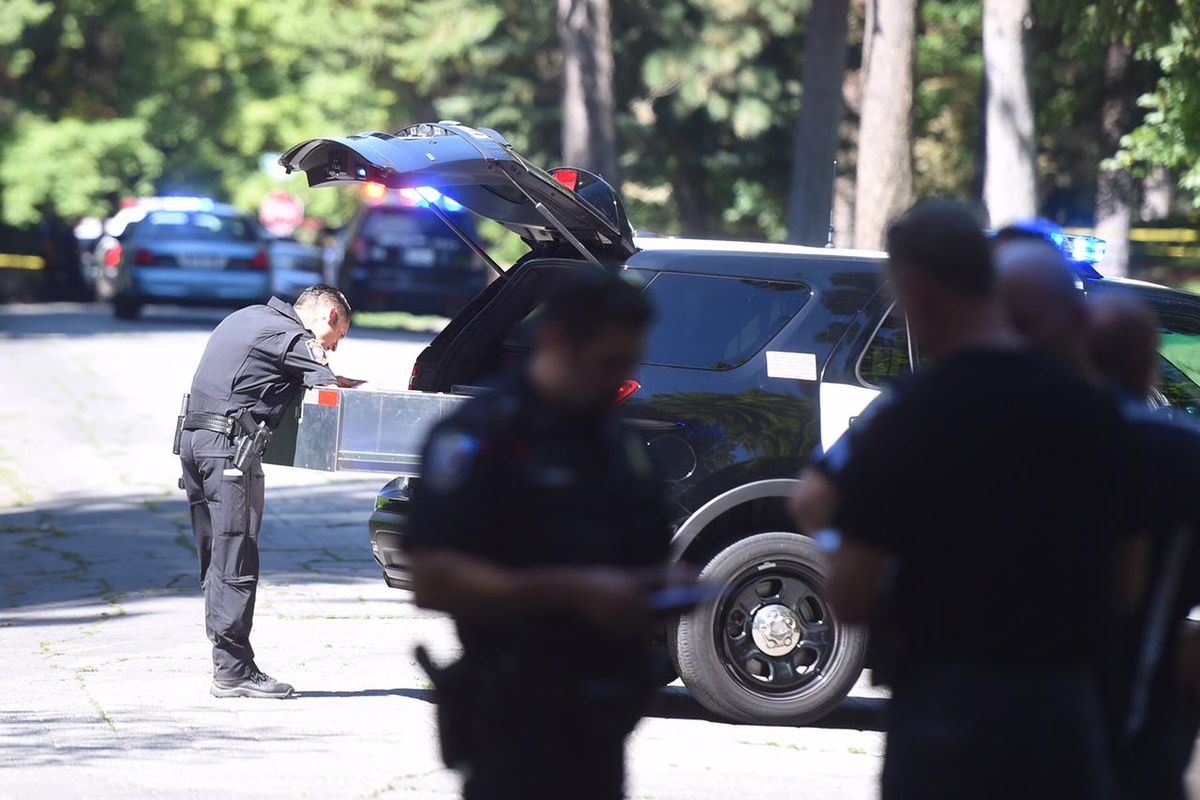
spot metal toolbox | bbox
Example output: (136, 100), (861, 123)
(263, 387), (468, 474)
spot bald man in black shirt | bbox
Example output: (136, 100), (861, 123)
(825, 202), (1140, 800)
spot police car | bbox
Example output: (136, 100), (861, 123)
(332, 183), (488, 315)
(277, 122), (1200, 725)
(96, 197), (273, 319)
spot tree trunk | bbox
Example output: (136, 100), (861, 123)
(786, 0), (850, 245)
(671, 155), (711, 236)
(982, 0), (1038, 227)
(558, 0), (620, 187)
(853, 0), (917, 251)
(1094, 41), (1135, 277)
(1141, 167), (1174, 221)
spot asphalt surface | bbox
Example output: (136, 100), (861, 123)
(0, 301), (885, 798)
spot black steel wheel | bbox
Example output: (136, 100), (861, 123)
(671, 531), (868, 723)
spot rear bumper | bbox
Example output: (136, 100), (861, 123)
(130, 267), (271, 304)
(369, 481), (414, 590)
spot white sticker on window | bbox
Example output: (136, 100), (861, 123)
(766, 350), (818, 381)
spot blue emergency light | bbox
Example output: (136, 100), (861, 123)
(994, 219), (1106, 279)
(361, 182), (464, 212)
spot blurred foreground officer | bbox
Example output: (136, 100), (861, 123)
(406, 272), (671, 800)
(827, 201), (1140, 800)
(1090, 297), (1200, 800)
(177, 285), (355, 698)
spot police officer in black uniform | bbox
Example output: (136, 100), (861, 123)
(178, 285), (355, 698)
(406, 272), (676, 800)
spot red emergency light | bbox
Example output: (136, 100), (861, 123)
(614, 379), (640, 404)
(362, 182), (388, 204)
(551, 168), (579, 192)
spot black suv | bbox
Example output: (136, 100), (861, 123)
(280, 122), (1200, 725)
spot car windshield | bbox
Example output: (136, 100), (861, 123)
(140, 211), (257, 242)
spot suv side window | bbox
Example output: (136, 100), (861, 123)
(1158, 320), (1200, 416)
(858, 307), (911, 387)
(640, 273), (811, 370)
(1158, 356), (1200, 415)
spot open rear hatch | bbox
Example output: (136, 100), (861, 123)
(266, 122), (636, 473)
(279, 121), (635, 264)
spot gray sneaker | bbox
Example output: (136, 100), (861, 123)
(210, 671), (294, 699)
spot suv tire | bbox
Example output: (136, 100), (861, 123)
(671, 531), (868, 724)
(113, 295), (142, 320)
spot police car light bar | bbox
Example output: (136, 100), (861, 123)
(1049, 232), (1107, 266)
(360, 182), (464, 212)
(992, 219), (1107, 279)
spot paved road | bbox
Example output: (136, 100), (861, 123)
(0, 303), (886, 798)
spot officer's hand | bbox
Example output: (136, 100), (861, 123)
(335, 375), (366, 388)
(572, 569), (655, 636)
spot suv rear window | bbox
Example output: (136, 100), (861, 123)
(641, 273), (810, 370)
(141, 211), (257, 242)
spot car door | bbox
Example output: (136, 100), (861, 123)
(817, 293), (914, 453)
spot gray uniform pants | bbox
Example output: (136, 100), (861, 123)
(179, 430), (265, 681)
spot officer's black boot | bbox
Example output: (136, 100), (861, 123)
(210, 670), (294, 699)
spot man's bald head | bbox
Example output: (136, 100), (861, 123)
(1089, 295), (1160, 398)
(994, 239), (1089, 372)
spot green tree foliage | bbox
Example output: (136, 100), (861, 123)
(1111, 3), (1200, 206)
(0, 0), (1193, 237)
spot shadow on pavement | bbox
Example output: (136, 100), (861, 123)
(290, 685), (889, 732)
(0, 711), (312, 768)
(0, 481), (390, 612)
(0, 611), (143, 628)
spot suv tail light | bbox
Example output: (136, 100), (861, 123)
(551, 168), (579, 191)
(133, 248), (156, 266)
(614, 379), (640, 404)
(103, 244), (123, 269)
(408, 363), (421, 391)
(249, 250), (270, 270)
(351, 237), (368, 263)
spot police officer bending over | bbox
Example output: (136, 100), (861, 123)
(407, 272), (674, 800)
(177, 285), (356, 698)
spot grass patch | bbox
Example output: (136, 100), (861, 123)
(352, 311), (448, 333)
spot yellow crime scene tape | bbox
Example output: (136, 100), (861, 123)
(0, 253), (45, 270)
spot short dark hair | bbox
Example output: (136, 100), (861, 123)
(542, 270), (654, 347)
(886, 200), (994, 298)
(295, 284), (352, 319)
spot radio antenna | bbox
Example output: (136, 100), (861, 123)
(826, 160), (837, 248)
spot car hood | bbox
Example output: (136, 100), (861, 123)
(279, 122), (634, 261)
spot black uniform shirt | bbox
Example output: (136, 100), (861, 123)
(832, 348), (1140, 672)
(406, 369), (672, 675)
(189, 296), (336, 430)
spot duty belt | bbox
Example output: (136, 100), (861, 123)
(182, 411), (240, 438)
(178, 406), (273, 471)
